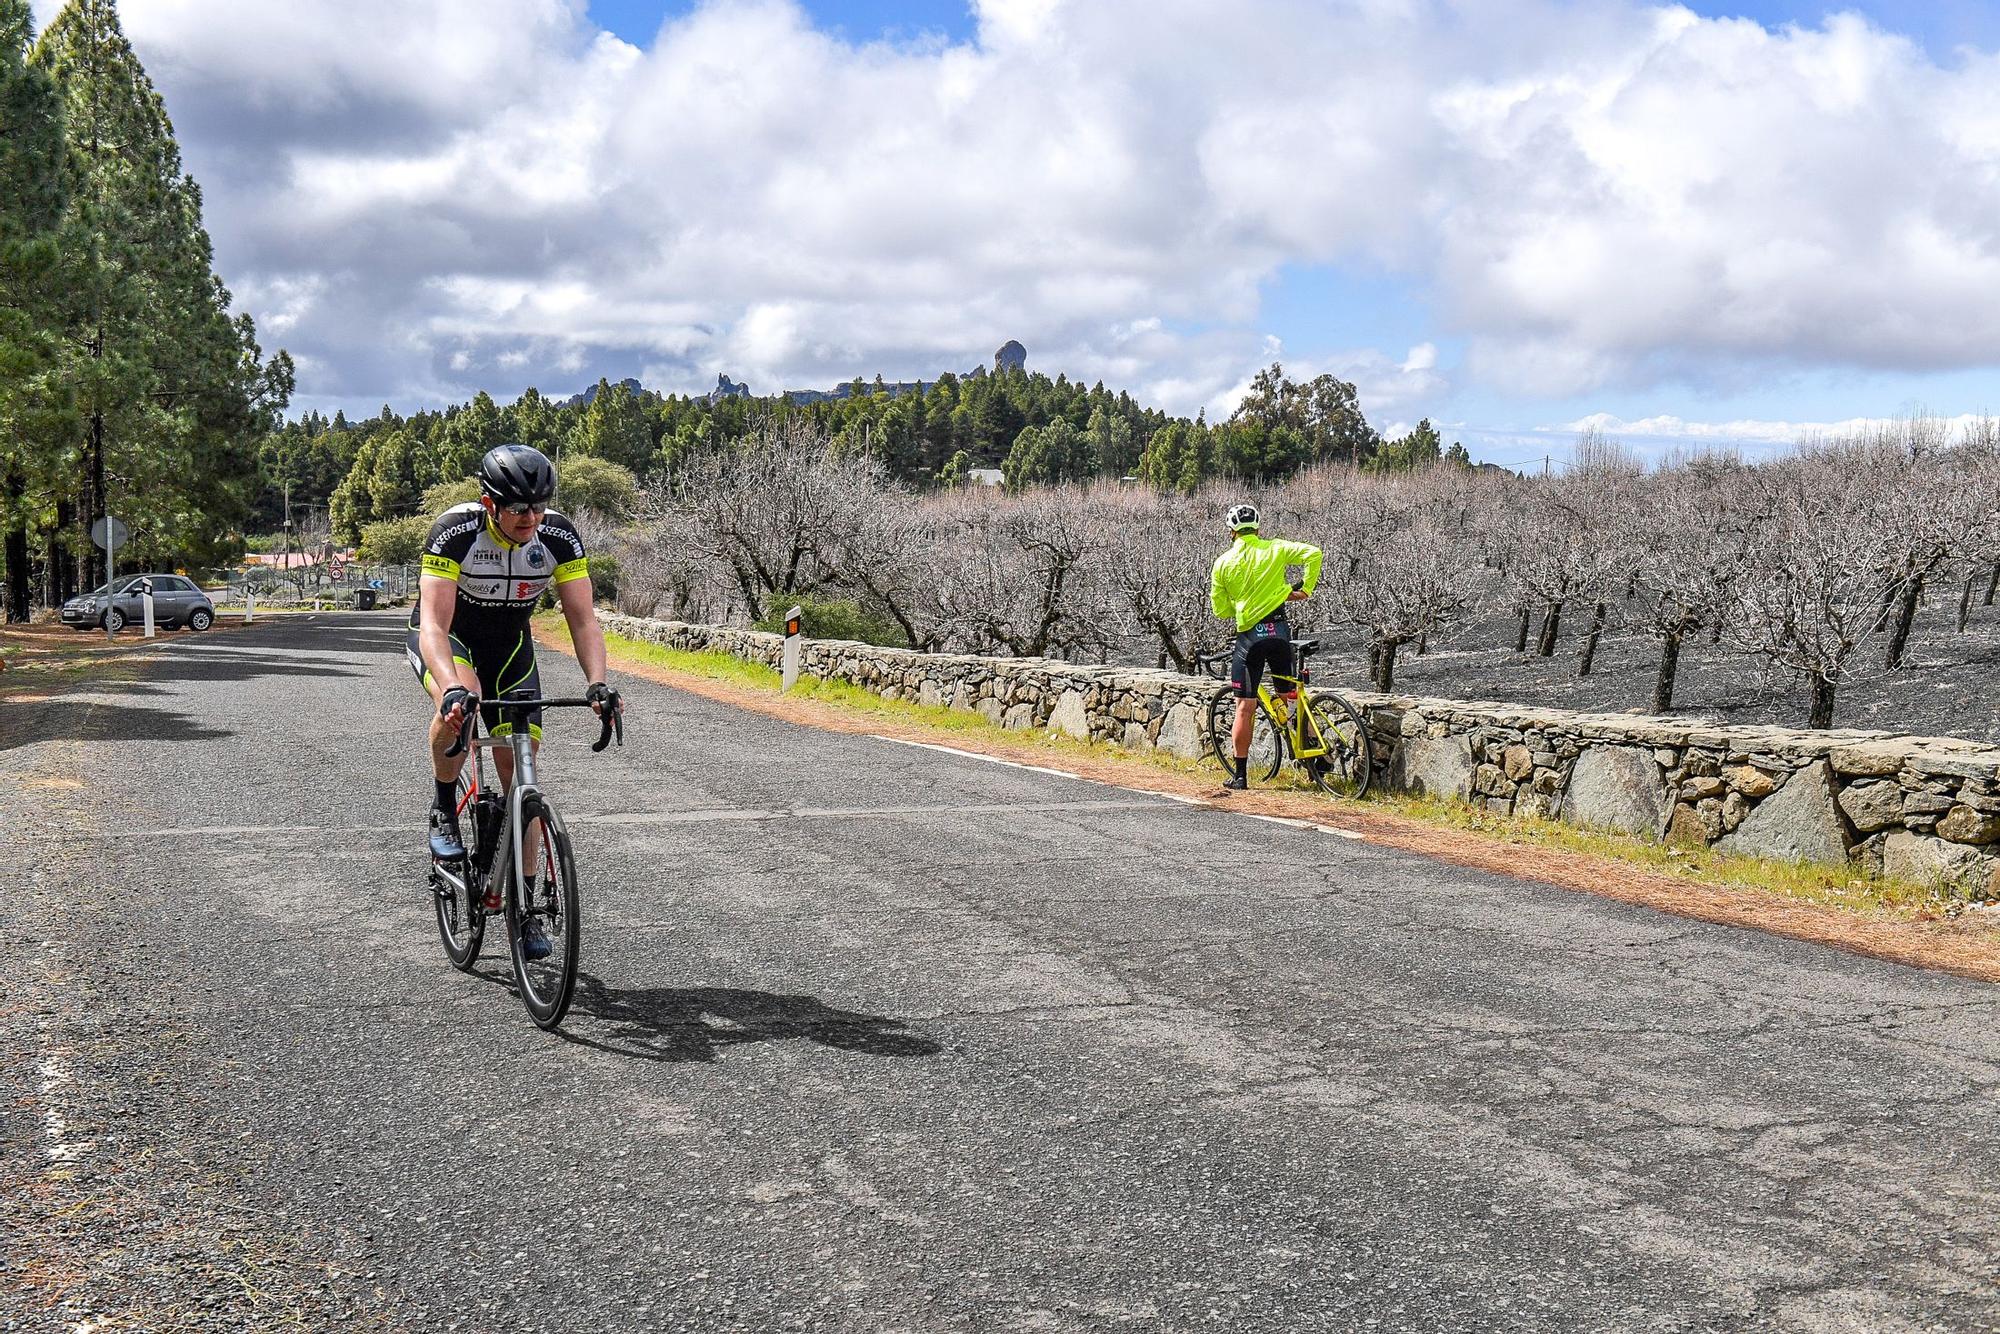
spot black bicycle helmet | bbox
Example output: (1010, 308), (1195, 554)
(478, 444), (556, 506)
(1226, 502), (1260, 532)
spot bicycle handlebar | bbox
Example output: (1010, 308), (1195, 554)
(442, 694), (624, 758)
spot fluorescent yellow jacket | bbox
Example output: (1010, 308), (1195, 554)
(1210, 533), (1323, 631)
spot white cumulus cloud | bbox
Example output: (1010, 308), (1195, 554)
(66, 0), (2000, 420)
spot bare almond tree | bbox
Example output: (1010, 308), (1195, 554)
(1326, 470), (1486, 690)
(670, 421), (882, 623)
(1098, 487), (1222, 670)
(1723, 439), (1926, 727)
(1620, 456), (1755, 713)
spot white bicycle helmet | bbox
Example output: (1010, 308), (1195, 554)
(1226, 502), (1260, 533)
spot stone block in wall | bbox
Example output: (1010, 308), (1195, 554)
(1666, 804), (1708, 846)
(1047, 690), (1091, 739)
(1121, 722), (1150, 750)
(1002, 702), (1036, 730)
(1937, 804), (2000, 845)
(1715, 761), (1847, 864)
(1720, 790), (1749, 833)
(1836, 780), (1901, 833)
(1391, 734), (1475, 800)
(1472, 764), (1515, 798)
(1881, 830), (1982, 887)
(976, 697), (1004, 726)
(1901, 791), (1954, 819)
(1563, 745), (1671, 837)
(1829, 743), (1910, 777)
(1724, 765), (1779, 799)
(1680, 776), (1725, 802)
(1501, 745), (1534, 782)
(1157, 701), (1207, 760)
(1516, 791), (1556, 820)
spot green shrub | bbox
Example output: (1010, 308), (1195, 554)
(585, 551), (620, 602)
(753, 596), (908, 647)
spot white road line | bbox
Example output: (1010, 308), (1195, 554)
(1240, 813), (1320, 831)
(869, 733), (1371, 836)
(871, 735), (1083, 780)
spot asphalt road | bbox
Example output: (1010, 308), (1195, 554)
(5, 613), (1998, 1332)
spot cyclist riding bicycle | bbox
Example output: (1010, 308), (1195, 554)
(408, 444), (622, 954)
(1210, 502), (1322, 792)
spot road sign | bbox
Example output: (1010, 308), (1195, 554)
(90, 516), (129, 550)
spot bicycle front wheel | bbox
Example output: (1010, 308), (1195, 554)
(434, 772), (484, 970)
(1206, 686), (1282, 782)
(509, 800), (580, 1030)
(1300, 692), (1374, 799)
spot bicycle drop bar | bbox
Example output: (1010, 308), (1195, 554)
(443, 695), (624, 757)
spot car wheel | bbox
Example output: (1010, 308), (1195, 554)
(104, 608), (126, 632)
(188, 607), (213, 631)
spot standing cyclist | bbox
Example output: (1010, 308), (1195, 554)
(408, 444), (622, 954)
(1210, 502), (1322, 792)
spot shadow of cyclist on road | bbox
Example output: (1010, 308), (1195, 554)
(549, 970), (944, 1064)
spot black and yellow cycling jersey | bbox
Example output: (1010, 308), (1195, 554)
(407, 502), (590, 739)
(413, 501), (588, 623)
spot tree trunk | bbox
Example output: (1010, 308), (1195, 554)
(48, 497), (76, 604)
(1807, 671), (1836, 729)
(1415, 629), (1428, 655)
(1513, 605), (1530, 653)
(1884, 575), (1923, 669)
(1872, 581), (1900, 634)
(1958, 577), (1975, 633)
(1376, 639), (1398, 691)
(1986, 559), (1999, 607)
(1578, 601), (1607, 676)
(1652, 628), (1682, 714)
(1367, 640), (1383, 684)
(1535, 600), (1563, 656)
(2, 471), (29, 622)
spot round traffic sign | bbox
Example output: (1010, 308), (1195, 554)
(90, 515), (130, 549)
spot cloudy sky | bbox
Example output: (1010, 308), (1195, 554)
(31, 0), (2000, 466)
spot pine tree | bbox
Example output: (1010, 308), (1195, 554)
(33, 0), (290, 581)
(0, 0), (69, 617)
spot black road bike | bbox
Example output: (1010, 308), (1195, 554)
(430, 692), (622, 1030)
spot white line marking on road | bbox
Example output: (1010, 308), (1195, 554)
(1241, 813), (1321, 831)
(870, 735), (1083, 780)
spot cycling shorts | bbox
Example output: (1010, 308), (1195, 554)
(406, 623), (543, 740)
(1230, 610), (1293, 699)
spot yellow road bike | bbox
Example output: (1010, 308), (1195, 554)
(1196, 637), (1373, 798)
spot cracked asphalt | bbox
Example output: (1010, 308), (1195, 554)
(4, 612), (1998, 1333)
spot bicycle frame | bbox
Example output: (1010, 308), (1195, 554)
(1252, 673), (1332, 760)
(445, 707), (547, 904)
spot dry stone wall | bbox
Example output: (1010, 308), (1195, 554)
(604, 613), (2000, 898)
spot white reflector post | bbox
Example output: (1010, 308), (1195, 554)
(782, 603), (802, 693)
(141, 581), (155, 639)
(245, 589), (254, 623)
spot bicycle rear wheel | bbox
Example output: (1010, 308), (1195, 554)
(1300, 692), (1374, 798)
(434, 772), (484, 969)
(508, 799), (580, 1030)
(1206, 686), (1282, 781)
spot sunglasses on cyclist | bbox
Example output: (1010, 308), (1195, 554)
(497, 501), (548, 517)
